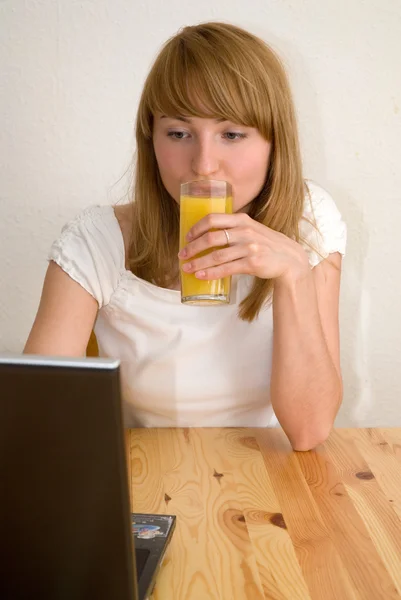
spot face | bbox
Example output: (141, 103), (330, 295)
(152, 114), (271, 213)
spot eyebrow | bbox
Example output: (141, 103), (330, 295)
(160, 115), (228, 124)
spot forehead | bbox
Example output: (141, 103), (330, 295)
(158, 114), (229, 124)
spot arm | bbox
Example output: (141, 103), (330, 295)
(24, 261), (98, 357)
(271, 253), (343, 451)
(177, 211), (344, 451)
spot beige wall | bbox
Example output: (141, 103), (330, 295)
(1, 0), (401, 426)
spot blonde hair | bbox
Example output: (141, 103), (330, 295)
(128, 22), (306, 321)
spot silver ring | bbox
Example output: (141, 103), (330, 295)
(223, 229), (230, 245)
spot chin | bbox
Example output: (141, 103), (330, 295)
(235, 201), (253, 214)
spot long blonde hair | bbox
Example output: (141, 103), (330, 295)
(128, 22), (306, 321)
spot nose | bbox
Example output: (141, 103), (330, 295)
(191, 138), (220, 178)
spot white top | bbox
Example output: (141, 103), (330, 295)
(48, 180), (346, 428)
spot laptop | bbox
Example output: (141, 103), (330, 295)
(0, 354), (176, 600)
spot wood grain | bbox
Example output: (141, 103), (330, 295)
(215, 429), (311, 600)
(128, 427), (401, 600)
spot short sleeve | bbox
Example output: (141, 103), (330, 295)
(48, 205), (125, 308)
(299, 180), (347, 268)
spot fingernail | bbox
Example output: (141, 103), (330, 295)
(182, 263), (192, 272)
(186, 231), (193, 241)
(195, 271), (206, 278)
(178, 248), (187, 258)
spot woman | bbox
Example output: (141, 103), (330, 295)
(24, 22), (346, 450)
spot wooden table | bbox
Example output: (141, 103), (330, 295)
(126, 427), (401, 599)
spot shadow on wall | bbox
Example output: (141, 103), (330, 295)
(330, 187), (370, 427)
(266, 32), (370, 427)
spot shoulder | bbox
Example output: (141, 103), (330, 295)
(56, 205), (116, 241)
(300, 180), (347, 267)
(48, 204), (127, 308)
(113, 203), (133, 259)
(56, 204), (126, 249)
(64, 204), (113, 226)
(303, 180), (341, 221)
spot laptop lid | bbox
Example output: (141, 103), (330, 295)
(0, 354), (138, 600)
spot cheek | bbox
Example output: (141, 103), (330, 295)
(153, 138), (184, 202)
(154, 140), (170, 173)
(233, 147), (270, 187)
(230, 144), (270, 210)
(154, 138), (185, 177)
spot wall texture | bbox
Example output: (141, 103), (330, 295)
(1, 0), (401, 427)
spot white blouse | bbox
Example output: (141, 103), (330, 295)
(48, 180), (347, 428)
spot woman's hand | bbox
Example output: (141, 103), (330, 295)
(178, 212), (310, 283)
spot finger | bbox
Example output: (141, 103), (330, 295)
(194, 258), (253, 280)
(186, 212), (249, 241)
(179, 229), (230, 259)
(180, 227), (268, 260)
(181, 244), (247, 274)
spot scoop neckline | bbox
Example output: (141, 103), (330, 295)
(107, 204), (181, 295)
(106, 204), (245, 301)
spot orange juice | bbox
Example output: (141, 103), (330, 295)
(180, 194), (233, 305)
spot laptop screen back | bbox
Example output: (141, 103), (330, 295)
(0, 355), (138, 600)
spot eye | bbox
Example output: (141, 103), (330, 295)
(223, 132), (248, 141)
(167, 131), (189, 140)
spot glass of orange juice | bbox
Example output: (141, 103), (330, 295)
(180, 179), (233, 305)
